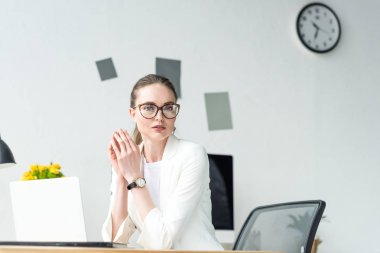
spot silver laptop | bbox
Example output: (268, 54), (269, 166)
(9, 177), (87, 242)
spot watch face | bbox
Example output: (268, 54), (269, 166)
(297, 3), (341, 53)
(135, 178), (146, 187)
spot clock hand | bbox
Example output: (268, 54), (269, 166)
(318, 26), (330, 34)
(312, 22), (320, 39)
(314, 28), (319, 40)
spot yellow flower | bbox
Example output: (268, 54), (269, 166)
(51, 163), (61, 170)
(30, 164), (39, 172)
(21, 171), (34, 181)
(38, 165), (47, 171)
(50, 167), (60, 175)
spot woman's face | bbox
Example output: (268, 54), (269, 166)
(129, 83), (177, 143)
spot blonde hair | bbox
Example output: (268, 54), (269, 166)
(130, 74), (178, 145)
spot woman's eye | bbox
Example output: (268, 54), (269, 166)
(164, 105), (174, 111)
(142, 105), (156, 111)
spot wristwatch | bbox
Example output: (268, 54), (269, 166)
(127, 177), (146, 190)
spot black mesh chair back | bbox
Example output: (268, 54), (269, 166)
(233, 200), (326, 253)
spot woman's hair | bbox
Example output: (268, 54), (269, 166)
(130, 74), (178, 145)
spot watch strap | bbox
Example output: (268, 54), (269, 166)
(127, 181), (137, 190)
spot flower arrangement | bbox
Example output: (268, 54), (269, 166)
(21, 163), (64, 181)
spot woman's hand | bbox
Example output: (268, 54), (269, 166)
(110, 129), (142, 183)
(108, 135), (124, 181)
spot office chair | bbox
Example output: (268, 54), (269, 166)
(233, 200), (326, 253)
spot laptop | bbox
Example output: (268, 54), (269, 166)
(7, 177), (138, 248)
(9, 177), (87, 242)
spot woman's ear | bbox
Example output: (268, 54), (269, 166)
(129, 108), (136, 121)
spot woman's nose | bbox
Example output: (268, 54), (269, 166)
(155, 109), (164, 120)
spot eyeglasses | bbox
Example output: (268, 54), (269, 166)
(134, 103), (180, 119)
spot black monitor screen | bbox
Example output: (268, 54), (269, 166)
(208, 154), (234, 230)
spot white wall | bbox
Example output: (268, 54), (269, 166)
(1, 1), (379, 252)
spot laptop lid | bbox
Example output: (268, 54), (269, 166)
(9, 177), (87, 242)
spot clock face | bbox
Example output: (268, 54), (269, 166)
(297, 3), (341, 53)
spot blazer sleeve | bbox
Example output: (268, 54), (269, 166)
(101, 168), (136, 243)
(137, 145), (209, 249)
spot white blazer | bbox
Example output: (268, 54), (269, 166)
(102, 135), (223, 250)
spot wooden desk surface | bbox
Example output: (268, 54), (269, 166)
(0, 246), (279, 253)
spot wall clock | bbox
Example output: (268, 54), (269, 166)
(296, 3), (341, 53)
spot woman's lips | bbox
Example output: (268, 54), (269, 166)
(153, 125), (166, 131)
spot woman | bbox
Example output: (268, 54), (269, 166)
(102, 74), (223, 250)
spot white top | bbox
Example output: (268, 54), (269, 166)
(143, 159), (162, 208)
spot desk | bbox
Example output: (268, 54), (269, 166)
(0, 246), (279, 253)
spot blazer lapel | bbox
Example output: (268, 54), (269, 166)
(160, 134), (179, 212)
(137, 135), (180, 212)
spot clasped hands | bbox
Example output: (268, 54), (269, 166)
(108, 129), (142, 184)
